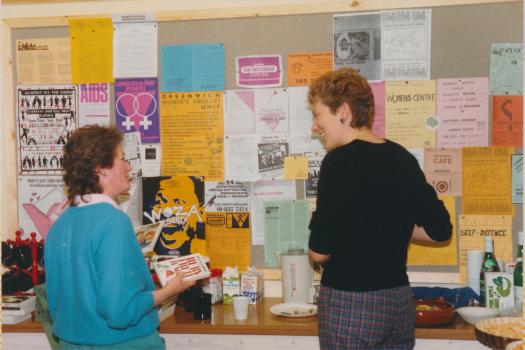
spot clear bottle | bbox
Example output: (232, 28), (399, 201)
(479, 236), (500, 306)
(513, 231), (523, 311)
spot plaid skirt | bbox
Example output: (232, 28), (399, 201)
(318, 284), (415, 350)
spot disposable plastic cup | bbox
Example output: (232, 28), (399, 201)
(467, 277), (480, 295)
(466, 250), (483, 276)
(232, 296), (249, 320)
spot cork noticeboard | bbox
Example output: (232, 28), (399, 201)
(9, 2), (523, 278)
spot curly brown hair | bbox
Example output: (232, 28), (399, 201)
(62, 125), (123, 206)
(308, 67), (375, 129)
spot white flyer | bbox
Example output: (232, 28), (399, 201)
(17, 85), (77, 175)
(204, 181), (250, 212)
(381, 9), (431, 80)
(224, 88), (289, 134)
(288, 86), (324, 155)
(17, 176), (67, 240)
(78, 83), (110, 127)
(224, 134), (259, 181)
(257, 134), (290, 180)
(224, 90), (256, 134)
(117, 178), (141, 228)
(16, 38), (71, 85)
(113, 13), (158, 78)
(123, 131), (142, 178)
(140, 144), (161, 177)
(254, 88), (289, 134)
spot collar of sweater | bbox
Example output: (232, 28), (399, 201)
(74, 194), (120, 210)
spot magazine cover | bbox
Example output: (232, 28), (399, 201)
(153, 253), (211, 286)
(142, 176), (206, 256)
(134, 221), (163, 255)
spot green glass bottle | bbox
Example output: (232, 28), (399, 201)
(480, 236), (500, 306)
(513, 231), (523, 310)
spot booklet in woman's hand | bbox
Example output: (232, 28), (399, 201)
(153, 253), (211, 286)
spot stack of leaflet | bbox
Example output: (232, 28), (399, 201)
(157, 297), (177, 322)
(2, 294), (36, 324)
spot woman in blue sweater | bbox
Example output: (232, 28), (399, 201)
(45, 125), (195, 349)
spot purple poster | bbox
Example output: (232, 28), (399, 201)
(115, 78), (160, 143)
(236, 55), (282, 88)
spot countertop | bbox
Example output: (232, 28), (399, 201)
(3, 298), (476, 340)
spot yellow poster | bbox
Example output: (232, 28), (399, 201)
(69, 18), (114, 83)
(385, 80), (436, 148)
(206, 212), (250, 270)
(287, 52), (333, 87)
(16, 38), (71, 84)
(458, 215), (513, 283)
(462, 147), (513, 215)
(160, 91), (224, 181)
(284, 156), (308, 180)
(407, 195), (457, 265)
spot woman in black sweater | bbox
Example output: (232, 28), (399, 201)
(308, 68), (452, 350)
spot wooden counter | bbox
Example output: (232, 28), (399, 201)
(3, 298), (476, 340)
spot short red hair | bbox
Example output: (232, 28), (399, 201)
(308, 67), (375, 129)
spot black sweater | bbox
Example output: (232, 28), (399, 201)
(308, 139), (453, 291)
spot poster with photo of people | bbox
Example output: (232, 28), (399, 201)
(16, 85), (77, 175)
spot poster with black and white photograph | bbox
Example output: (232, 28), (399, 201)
(140, 143), (161, 177)
(17, 85), (77, 175)
(381, 9), (431, 80)
(333, 12), (381, 80)
(305, 153), (323, 198)
(204, 181), (250, 212)
(257, 134), (289, 179)
(17, 176), (67, 240)
(123, 131), (142, 178)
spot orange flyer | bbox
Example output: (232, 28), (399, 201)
(287, 52), (332, 87)
(492, 95), (523, 147)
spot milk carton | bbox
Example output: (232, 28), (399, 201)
(241, 266), (264, 304)
(222, 266), (240, 304)
(484, 272), (515, 314)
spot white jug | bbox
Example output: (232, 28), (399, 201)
(276, 249), (313, 304)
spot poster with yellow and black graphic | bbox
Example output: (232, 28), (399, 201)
(142, 176), (206, 256)
(206, 212), (250, 270)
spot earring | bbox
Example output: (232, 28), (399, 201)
(339, 118), (345, 124)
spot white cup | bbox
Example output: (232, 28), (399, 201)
(466, 250), (483, 276)
(467, 277), (480, 295)
(232, 296), (249, 320)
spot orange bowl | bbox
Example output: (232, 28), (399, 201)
(415, 299), (455, 327)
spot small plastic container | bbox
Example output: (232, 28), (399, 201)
(208, 268), (223, 304)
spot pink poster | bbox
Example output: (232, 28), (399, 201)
(236, 55), (282, 88)
(436, 77), (489, 147)
(370, 81), (385, 137)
